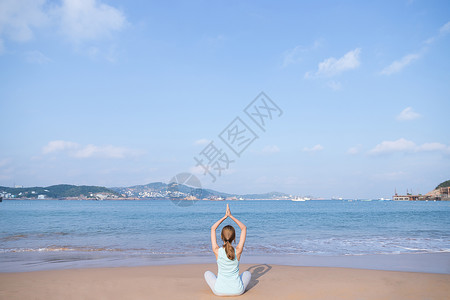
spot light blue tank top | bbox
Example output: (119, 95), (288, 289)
(214, 247), (244, 295)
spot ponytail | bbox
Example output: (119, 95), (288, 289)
(224, 240), (235, 260)
(221, 225), (236, 260)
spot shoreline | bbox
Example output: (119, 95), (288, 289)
(1, 264), (449, 300)
(1, 252), (449, 274)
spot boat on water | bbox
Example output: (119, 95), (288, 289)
(292, 196), (310, 202)
(0, 196), (2, 202)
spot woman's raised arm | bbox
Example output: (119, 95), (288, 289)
(211, 212), (227, 259)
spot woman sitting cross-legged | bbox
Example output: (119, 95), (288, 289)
(204, 204), (251, 296)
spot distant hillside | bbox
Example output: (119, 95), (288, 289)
(436, 180), (450, 189)
(0, 184), (119, 199)
(1, 182), (292, 200)
(110, 182), (290, 200)
(110, 182), (168, 198)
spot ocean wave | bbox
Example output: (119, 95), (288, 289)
(0, 247), (211, 255)
(1, 236), (449, 256)
(0, 234), (29, 242)
(0, 232), (70, 242)
(1, 246), (126, 253)
(1, 245), (449, 257)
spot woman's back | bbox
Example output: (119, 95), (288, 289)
(215, 247), (244, 295)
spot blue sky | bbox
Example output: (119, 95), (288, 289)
(0, 0), (449, 198)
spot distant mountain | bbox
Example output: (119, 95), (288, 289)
(436, 180), (450, 189)
(110, 182), (169, 198)
(0, 182), (291, 200)
(0, 184), (119, 199)
(110, 182), (290, 200)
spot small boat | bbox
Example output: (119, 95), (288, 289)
(292, 196), (310, 201)
(0, 196), (2, 202)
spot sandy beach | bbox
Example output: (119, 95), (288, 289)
(1, 264), (449, 300)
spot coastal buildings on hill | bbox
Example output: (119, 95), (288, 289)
(393, 180), (450, 201)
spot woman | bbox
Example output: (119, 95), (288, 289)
(204, 204), (252, 296)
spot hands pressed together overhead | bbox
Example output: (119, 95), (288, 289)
(225, 204), (231, 218)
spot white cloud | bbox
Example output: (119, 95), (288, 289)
(424, 37), (435, 45)
(0, 0), (126, 55)
(380, 53), (420, 75)
(417, 142), (448, 152)
(368, 138), (416, 155)
(303, 144), (324, 152)
(327, 80), (342, 91)
(384, 20), (450, 74)
(42, 140), (143, 158)
(380, 21), (450, 75)
(261, 145), (280, 154)
(282, 40), (321, 67)
(72, 144), (139, 158)
(194, 139), (210, 146)
(24, 50), (51, 64)
(347, 148), (359, 155)
(282, 45), (304, 67)
(396, 107), (421, 121)
(0, 0), (49, 43)
(57, 0), (126, 44)
(347, 145), (362, 155)
(439, 21), (450, 35)
(42, 140), (79, 154)
(305, 48), (361, 78)
(368, 138), (450, 155)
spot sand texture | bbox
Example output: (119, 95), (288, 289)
(1, 264), (449, 300)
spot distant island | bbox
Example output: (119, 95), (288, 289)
(1, 180), (448, 201)
(0, 184), (119, 200)
(0, 182), (293, 201)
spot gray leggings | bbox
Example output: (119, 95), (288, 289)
(204, 270), (251, 296)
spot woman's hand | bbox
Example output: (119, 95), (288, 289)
(226, 204), (231, 217)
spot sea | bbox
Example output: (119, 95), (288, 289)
(1, 199), (449, 273)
